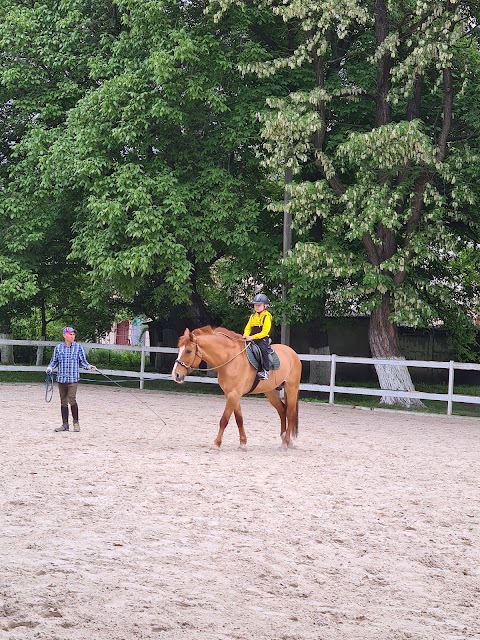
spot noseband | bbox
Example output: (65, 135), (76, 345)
(175, 340), (201, 372)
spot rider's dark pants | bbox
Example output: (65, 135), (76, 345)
(255, 338), (270, 371)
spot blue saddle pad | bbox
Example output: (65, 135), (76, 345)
(246, 343), (280, 371)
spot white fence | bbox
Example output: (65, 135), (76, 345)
(1, 339), (480, 416)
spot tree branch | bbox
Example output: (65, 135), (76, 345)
(375, 0), (391, 127)
(362, 232), (380, 266)
(436, 67), (453, 162)
(310, 32), (346, 197)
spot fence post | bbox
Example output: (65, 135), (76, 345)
(140, 346), (145, 390)
(447, 360), (454, 416)
(329, 354), (337, 405)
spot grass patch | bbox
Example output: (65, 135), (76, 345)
(0, 371), (46, 384)
(301, 380), (480, 417)
(0, 370), (225, 396)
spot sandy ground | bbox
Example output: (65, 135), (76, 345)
(1, 382), (479, 640)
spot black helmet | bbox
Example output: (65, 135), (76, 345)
(252, 293), (270, 306)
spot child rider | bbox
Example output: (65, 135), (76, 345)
(243, 293), (273, 380)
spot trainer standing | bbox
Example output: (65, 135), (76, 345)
(46, 327), (96, 432)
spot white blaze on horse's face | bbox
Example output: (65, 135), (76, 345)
(172, 345), (186, 383)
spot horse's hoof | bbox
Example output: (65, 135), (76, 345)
(210, 444), (221, 451)
(238, 444), (247, 452)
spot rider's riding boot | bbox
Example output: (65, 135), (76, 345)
(54, 422), (69, 432)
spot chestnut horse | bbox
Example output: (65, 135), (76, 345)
(171, 326), (302, 449)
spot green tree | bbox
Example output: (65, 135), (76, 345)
(38, 0), (286, 340)
(0, 0), (123, 344)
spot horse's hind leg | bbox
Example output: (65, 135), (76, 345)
(282, 382), (299, 449)
(265, 390), (287, 440)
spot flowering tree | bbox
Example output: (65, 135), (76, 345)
(210, 0), (480, 404)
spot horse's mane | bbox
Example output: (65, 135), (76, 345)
(212, 326), (244, 340)
(192, 325), (215, 337)
(177, 325), (243, 347)
(177, 329), (212, 348)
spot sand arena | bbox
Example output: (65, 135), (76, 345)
(1, 382), (479, 639)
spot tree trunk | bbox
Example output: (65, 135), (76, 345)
(309, 346), (331, 385)
(36, 301), (47, 366)
(0, 328), (14, 364)
(183, 291), (218, 329)
(307, 320), (330, 385)
(36, 337), (46, 366)
(369, 299), (425, 407)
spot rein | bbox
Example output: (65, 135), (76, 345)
(175, 335), (249, 373)
(95, 369), (167, 426)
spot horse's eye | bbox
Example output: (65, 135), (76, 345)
(185, 349), (192, 354)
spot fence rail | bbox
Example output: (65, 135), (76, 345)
(1, 339), (479, 415)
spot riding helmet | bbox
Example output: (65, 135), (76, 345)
(252, 293), (270, 306)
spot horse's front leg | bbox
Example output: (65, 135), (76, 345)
(212, 393), (241, 450)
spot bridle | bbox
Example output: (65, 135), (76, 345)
(174, 339), (203, 372)
(174, 334), (249, 373)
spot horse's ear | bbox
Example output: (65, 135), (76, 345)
(177, 328), (190, 347)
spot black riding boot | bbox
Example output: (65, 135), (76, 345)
(54, 405), (70, 432)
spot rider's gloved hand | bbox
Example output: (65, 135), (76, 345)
(46, 367), (52, 374)
(89, 365), (98, 372)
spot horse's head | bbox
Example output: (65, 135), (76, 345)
(171, 328), (202, 383)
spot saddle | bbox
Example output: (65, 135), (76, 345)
(246, 342), (280, 372)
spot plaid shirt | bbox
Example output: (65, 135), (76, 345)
(48, 342), (91, 383)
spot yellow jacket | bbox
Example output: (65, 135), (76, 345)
(243, 310), (272, 340)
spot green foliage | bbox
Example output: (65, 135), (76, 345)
(0, 0), (122, 333)
(23, 0), (286, 323)
(88, 348), (141, 370)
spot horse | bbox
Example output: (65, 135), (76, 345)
(171, 326), (302, 450)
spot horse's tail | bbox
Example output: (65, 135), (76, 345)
(292, 400), (299, 439)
